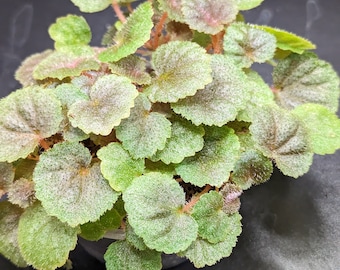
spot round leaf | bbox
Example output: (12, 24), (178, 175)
(235, 0), (264, 10)
(18, 203), (79, 270)
(0, 87), (63, 162)
(172, 55), (250, 126)
(123, 172), (198, 253)
(145, 41), (212, 103)
(158, 0), (185, 22)
(175, 126), (240, 187)
(97, 142), (145, 192)
(33, 142), (119, 227)
(68, 74), (138, 135)
(70, 0), (112, 13)
(273, 52), (340, 112)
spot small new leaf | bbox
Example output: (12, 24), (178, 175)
(97, 142), (145, 192)
(223, 22), (276, 68)
(146, 41), (212, 103)
(70, 0), (112, 13)
(175, 126), (240, 187)
(18, 203), (79, 270)
(123, 172), (198, 253)
(158, 0), (185, 22)
(68, 74), (138, 135)
(99, 2), (154, 62)
(235, 0), (264, 10)
(48, 15), (91, 50)
(0, 87), (63, 162)
(104, 241), (162, 270)
(249, 105), (313, 178)
(273, 52), (340, 112)
(33, 142), (119, 227)
(172, 55), (250, 126)
(293, 104), (340, 155)
(116, 94), (172, 158)
(0, 202), (27, 267)
(181, 0), (238, 35)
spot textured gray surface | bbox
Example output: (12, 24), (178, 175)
(1, 0), (339, 269)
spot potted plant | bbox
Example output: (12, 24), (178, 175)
(1, 0), (340, 269)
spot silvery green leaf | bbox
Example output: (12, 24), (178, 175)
(158, 0), (185, 22)
(0, 162), (14, 197)
(234, 0), (264, 10)
(70, 0), (112, 13)
(7, 178), (35, 208)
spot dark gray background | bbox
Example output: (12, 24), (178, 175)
(1, 0), (339, 269)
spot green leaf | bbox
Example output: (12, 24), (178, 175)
(178, 220), (242, 268)
(108, 55), (151, 85)
(219, 183), (242, 214)
(144, 159), (177, 175)
(191, 191), (239, 244)
(152, 116), (205, 164)
(15, 50), (53, 87)
(116, 94), (172, 158)
(181, 0), (238, 35)
(7, 178), (35, 208)
(48, 15), (91, 50)
(0, 202), (27, 267)
(175, 126), (240, 187)
(33, 142), (119, 227)
(255, 25), (316, 54)
(99, 2), (154, 62)
(292, 104), (340, 155)
(97, 142), (145, 192)
(249, 105), (313, 178)
(158, 0), (185, 22)
(273, 52), (340, 112)
(235, 0), (264, 10)
(104, 240), (162, 270)
(68, 74), (138, 135)
(126, 222), (148, 251)
(0, 162), (14, 197)
(123, 172), (198, 253)
(172, 55), (250, 126)
(0, 87), (63, 162)
(80, 205), (125, 241)
(18, 203), (79, 270)
(70, 0), (112, 13)
(223, 22), (276, 68)
(146, 41), (212, 103)
(33, 49), (101, 80)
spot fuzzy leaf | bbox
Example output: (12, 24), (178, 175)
(33, 50), (100, 80)
(152, 116), (205, 164)
(80, 203), (125, 241)
(15, 50), (53, 86)
(256, 25), (316, 54)
(0, 202), (27, 267)
(273, 52), (340, 112)
(146, 41), (212, 103)
(104, 241), (162, 270)
(126, 222), (148, 251)
(172, 55), (250, 126)
(250, 105), (313, 178)
(191, 191), (238, 243)
(0, 87), (63, 162)
(33, 142), (119, 227)
(108, 55), (151, 85)
(223, 22), (276, 68)
(116, 94), (172, 158)
(181, 0), (238, 35)
(0, 163), (14, 197)
(99, 2), (154, 62)
(235, 0), (264, 10)
(158, 0), (185, 22)
(292, 104), (340, 155)
(48, 15), (91, 50)
(18, 203), (79, 270)
(175, 126), (240, 187)
(178, 218), (242, 268)
(97, 142), (145, 192)
(70, 0), (112, 12)
(123, 172), (198, 253)
(68, 74), (138, 135)
(7, 178), (35, 208)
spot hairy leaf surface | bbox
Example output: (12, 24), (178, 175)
(175, 126), (240, 187)
(158, 0), (185, 22)
(18, 203), (79, 270)
(33, 142), (119, 227)
(235, 0), (264, 10)
(0, 163), (14, 197)
(68, 74), (138, 135)
(146, 41), (212, 103)
(0, 87), (63, 162)
(70, 0), (112, 12)
(123, 172), (198, 253)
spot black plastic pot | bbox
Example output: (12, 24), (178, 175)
(1, 0), (339, 269)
